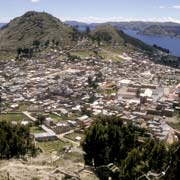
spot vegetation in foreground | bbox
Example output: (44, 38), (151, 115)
(82, 116), (179, 180)
(0, 121), (36, 159)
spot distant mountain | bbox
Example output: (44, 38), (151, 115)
(65, 20), (180, 35)
(140, 25), (180, 38)
(65, 21), (90, 31)
(0, 11), (73, 51)
(65, 21), (88, 27)
(0, 23), (6, 28)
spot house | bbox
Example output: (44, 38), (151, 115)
(162, 108), (174, 117)
(142, 88), (152, 98)
(67, 120), (77, 127)
(34, 133), (56, 141)
(52, 123), (71, 134)
(76, 115), (90, 127)
(120, 79), (131, 87)
(44, 117), (55, 127)
(132, 111), (147, 118)
(21, 121), (30, 126)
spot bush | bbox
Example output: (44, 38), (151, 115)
(0, 121), (36, 159)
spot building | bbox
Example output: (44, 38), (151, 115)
(34, 132), (56, 142)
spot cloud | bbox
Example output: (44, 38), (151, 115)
(61, 16), (138, 23)
(1, 15), (180, 24)
(31, 0), (40, 3)
(61, 16), (180, 24)
(159, 5), (180, 9)
(172, 5), (180, 9)
(0, 17), (12, 23)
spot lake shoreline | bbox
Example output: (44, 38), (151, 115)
(124, 29), (180, 57)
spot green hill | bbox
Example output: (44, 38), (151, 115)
(90, 25), (124, 43)
(0, 11), (73, 51)
(90, 25), (154, 52)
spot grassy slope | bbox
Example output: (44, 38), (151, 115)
(90, 25), (155, 52)
(90, 25), (124, 43)
(0, 11), (73, 51)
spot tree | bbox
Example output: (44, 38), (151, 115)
(0, 91), (2, 114)
(16, 47), (33, 59)
(82, 116), (135, 167)
(82, 116), (171, 180)
(0, 121), (36, 159)
(87, 76), (98, 89)
(120, 148), (143, 180)
(55, 41), (59, 47)
(33, 40), (40, 50)
(85, 26), (90, 36)
(44, 40), (50, 48)
(164, 143), (180, 180)
(72, 27), (81, 41)
(36, 114), (46, 125)
(52, 39), (55, 48)
(81, 105), (92, 117)
(16, 47), (22, 57)
(136, 88), (141, 98)
(29, 48), (33, 58)
(93, 50), (99, 57)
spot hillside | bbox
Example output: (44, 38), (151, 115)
(141, 25), (180, 38)
(0, 11), (73, 51)
(90, 25), (154, 52)
(90, 25), (124, 43)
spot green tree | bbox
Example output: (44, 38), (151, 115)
(55, 41), (59, 47)
(0, 121), (36, 159)
(16, 47), (22, 57)
(33, 40), (40, 50)
(82, 116), (171, 180)
(82, 116), (135, 167)
(85, 26), (90, 36)
(44, 40), (50, 48)
(164, 143), (180, 180)
(36, 114), (46, 125)
(136, 88), (141, 98)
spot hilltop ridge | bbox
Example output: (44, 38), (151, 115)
(0, 11), (73, 51)
(90, 25), (154, 52)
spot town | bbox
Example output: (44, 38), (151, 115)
(1, 0), (180, 178)
(1, 40), (180, 148)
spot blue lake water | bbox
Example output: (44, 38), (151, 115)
(124, 29), (180, 57)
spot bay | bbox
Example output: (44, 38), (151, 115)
(124, 29), (180, 57)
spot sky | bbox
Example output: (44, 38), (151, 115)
(1, 0), (180, 23)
